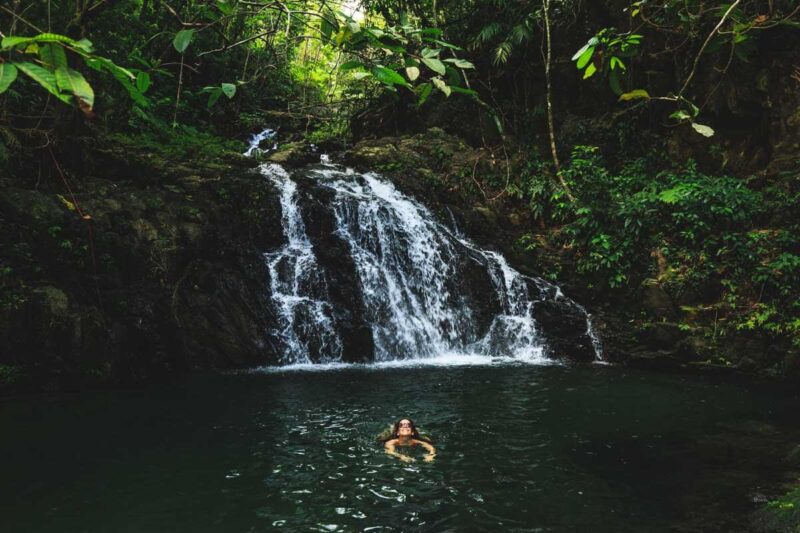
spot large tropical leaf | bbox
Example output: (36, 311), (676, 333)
(372, 66), (408, 87)
(13, 61), (72, 104)
(39, 43), (68, 70)
(55, 66), (95, 109)
(0, 63), (18, 94)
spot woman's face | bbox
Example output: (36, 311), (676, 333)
(397, 419), (413, 437)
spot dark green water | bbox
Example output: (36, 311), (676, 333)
(2, 364), (798, 532)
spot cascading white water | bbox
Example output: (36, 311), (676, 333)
(310, 162), (601, 363)
(260, 163), (343, 364)
(244, 128), (278, 157)
(325, 172), (476, 360)
(247, 129), (601, 365)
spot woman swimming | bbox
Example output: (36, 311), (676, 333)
(384, 418), (436, 463)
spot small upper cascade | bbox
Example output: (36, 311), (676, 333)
(244, 128), (278, 157)
(259, 163), (342, 364)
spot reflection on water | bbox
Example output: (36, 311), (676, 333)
(1, 365), (798, 532)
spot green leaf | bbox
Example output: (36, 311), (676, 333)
(352, 71), (371, 80)
(0, 63), (18, 94)
(576, 46), (595, 69)
(1, 36), (31, 50)
(207, 87), (223, 108)
(417, 82), (433, 106)
(13, 61), (72, 104)
(618, 89), (650, 101)
(609, 56), (626, 71)
(39, 43), (67, 70)
(432, 77), (451, 97)
(55, 66), (94, 108)
(2, 33), (77, 51)
(582, 62), (597, 79)
(448, 85), (478, 96)
(173, 29), (194, 53)
(405, 66), (420, 81)
(422, 57), (446, 75)
(421, 47), (440, 58)
(658, 187), (683, 204)
(430, 39), (462, 50)
(572, 42), (591, 61)
(339, 61), (364, 71)
(372, 66), (408, 87)
(608, 71), (622, 95)
(669, 110), (691, 121)
(73, 39), (94, 53)
(85, 57), (148, 107)
(220, 82), (236, 98)
(443, 58), (475, 69)
(691, 123), (715, 137)
(136, 71), (152, 93)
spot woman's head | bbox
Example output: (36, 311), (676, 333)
(393, 418), (420, 439)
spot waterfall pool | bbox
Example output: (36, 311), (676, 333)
(2, 364), (798, 532)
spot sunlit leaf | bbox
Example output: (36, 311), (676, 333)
(432, 77), (451, 97)
(691, 123), (715, 137)
(582, 62), (597, 79)
(618, 89), (650, 101)
(576, 47), (594, 69)
(340, 61), (364, 71)
(422, 57), (446, 75)
(405, 66), (420, 81)
(443, 58), (475, 69)
(372, 66), (408, 87)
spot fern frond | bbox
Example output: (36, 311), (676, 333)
(475, 22), (502, 45)
(493, 40), (513, 65)
(509, 23), (533, 45)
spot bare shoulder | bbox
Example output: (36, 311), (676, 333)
(384, 438), (399, 447)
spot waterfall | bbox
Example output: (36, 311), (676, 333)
(249, 131), (602, 365)
(244, 128), (278, 157)
(260, 163), (342, 364)
(311, 162), (602, 363)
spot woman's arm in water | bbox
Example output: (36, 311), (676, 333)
(416, 439), (436, 462)
(384, 439), (415, 463)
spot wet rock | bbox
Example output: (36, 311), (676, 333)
(295, 176), (375, 362)
(267, 142), (318, 168)
(532, 298), (596, 361)
(173, 259), (277, 368)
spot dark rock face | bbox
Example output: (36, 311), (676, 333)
(531, 298), (596, 362)
(0, 156), (286, 390)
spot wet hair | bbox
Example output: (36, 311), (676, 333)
(378, 418), (433, 444)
